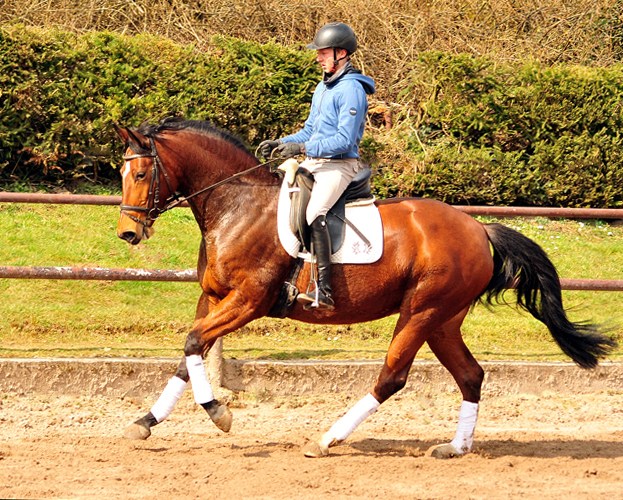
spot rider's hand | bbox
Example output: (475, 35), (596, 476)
(258, 140), (281, 158)
(275, 142), (305, 158)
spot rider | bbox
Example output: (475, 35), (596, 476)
(259, 22), (376, 311)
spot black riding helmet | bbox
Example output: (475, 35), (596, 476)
(307, 22), (357, 55)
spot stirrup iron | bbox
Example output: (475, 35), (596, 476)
(302, 282), (321, 311)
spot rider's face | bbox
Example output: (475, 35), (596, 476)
(316, 47), (348, 73)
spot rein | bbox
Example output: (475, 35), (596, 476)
(120, 136), (284, 227)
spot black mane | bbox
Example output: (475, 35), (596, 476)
(135, 117), (250, 153)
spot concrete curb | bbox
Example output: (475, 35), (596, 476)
(1, 358), (622, 399)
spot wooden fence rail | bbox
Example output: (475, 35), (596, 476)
(1, 191), (622, 219)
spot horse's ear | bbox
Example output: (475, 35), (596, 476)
(126, 129), (150, 150)
(113, 124), (150, 152)
(113, 123), (129, 143)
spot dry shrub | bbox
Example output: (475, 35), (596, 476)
(2, 0), (622, 102)
(3, 1), (623, 205)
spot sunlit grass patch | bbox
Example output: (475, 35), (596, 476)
(0, 205), (621, 360)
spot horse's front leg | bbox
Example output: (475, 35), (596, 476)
(125, 350), (229, 440)
(182, 290), (263, 432)
(124, 355), (190, 440)
(124, 290), (258, 439)
(124, 292), (213, 440)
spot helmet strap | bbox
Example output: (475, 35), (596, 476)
(331, 47), (349, 73)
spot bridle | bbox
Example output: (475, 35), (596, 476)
(120, 135), (285, 228)
(120, 136), (178, 228)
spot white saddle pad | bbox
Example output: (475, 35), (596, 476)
(277, 175), (383, 264)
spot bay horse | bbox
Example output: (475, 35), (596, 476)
(114, 118), (616, 459)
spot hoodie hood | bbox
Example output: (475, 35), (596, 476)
(341, 72), (376, 95)
(279, 61), (376, 159)
(324, 62), (376, 95)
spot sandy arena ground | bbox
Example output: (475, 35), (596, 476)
(1, 386), (623, 500)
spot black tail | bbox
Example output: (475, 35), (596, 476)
(481, 223), (617, 369)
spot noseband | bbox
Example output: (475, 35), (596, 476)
(120, 136), (284, 228)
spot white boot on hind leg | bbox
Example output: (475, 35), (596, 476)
(427, 400), (479, 459)
(303, 393), (380, 458)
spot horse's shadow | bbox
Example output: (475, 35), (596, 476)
(233, 441), (300, 458)
(348, 438), (623, 459)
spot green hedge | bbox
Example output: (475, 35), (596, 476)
(372, 53), (623, 207)
(0, 25), (316, 185)
(1, 26), (622, 207)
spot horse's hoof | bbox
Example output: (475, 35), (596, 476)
(209, 403), (233, 433)
(123, 422), (151, 440)
(302, 440), (329, 458)
(426, 443), (463, 459)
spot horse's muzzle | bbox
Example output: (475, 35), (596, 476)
(118, 230), (141, 245)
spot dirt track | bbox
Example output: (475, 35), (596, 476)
(2, 387), (623, 499)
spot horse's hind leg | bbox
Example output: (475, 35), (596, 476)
(425, 307), (484, 458)
(302, 310), (430, 457)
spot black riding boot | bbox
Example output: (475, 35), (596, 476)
(297, 215), (335, 310)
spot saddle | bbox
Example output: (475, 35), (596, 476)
(268, 165), (380, 319)
(288, 168), (373, 254)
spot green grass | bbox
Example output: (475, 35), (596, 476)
(0, 202), (621, 361)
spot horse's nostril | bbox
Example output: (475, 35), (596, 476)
(119, 231), (137, 243)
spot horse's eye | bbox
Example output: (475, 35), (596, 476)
(136, 172), (147, 180)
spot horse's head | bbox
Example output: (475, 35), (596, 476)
(114, 118), (272, 245)
(114, 124), (175, 245)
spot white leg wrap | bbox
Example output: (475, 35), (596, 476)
(320, 393), (380, 446)
(186, 355), (214, 405)
(150, 376), (188, 423)
(450, 400), (479, 454)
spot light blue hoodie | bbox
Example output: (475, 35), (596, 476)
(280, 67), (376, 159)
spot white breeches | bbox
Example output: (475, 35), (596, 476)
(300, 157), (360, 225)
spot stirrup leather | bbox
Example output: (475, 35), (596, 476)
(297, 236), (334, 311)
